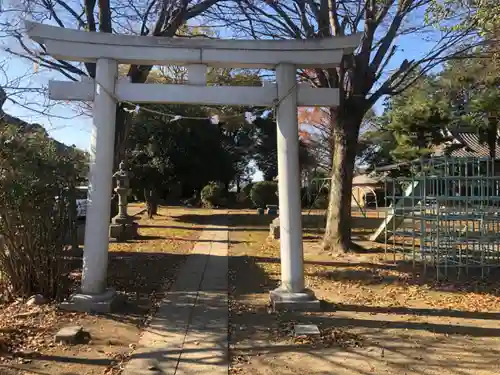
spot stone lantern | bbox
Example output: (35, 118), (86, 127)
(109, 161), (138, 241)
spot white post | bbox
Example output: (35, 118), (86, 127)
(270, 64), (318, 310)
(187, 64), (207, 86)
(274, 63), (304, 293)
(81, 58), (118, 295)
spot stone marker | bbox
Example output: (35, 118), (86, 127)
(269, 217), (280, 239)
(54, 326), (91, 345)
(26, 294), (47, 306)
(294, 324), (321, 337)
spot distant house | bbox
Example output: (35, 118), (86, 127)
(351, 174), (400, 208)
(351, 174), (383, 208)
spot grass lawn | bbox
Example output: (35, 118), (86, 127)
(228, 210), (500, 375)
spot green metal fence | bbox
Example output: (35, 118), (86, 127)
(383, 157), (500, 278)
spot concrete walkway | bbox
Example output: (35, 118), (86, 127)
(123, 222), (229, 375)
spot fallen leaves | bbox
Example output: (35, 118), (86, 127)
(0, 207), (207, 375)
(227, 209), (500, 375)
(103, 351), (130, 374)
(0, 301), (84, 360)
(319, 327), (364, 348)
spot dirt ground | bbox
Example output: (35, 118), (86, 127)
(4, 208), (500, 375)
(0, 206), (209, 375)
(228, 210), (500, 375)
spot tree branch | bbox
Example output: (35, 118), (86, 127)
(141, 0), (158, 35)
(84, 0), (97, 32)
(41, 0), (66, 28)
(268, 2), (303, 38)
(370, 1), (407, 77)
(294, 1), (314, 37)
(54, 0), (86, 29)
(98, 0), (112, 33)
(328, 0), (342, 36)
(186, 0), (222, 19)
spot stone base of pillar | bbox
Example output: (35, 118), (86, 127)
(269, 287), (321, 312)
(111, 214), (132, 225)
(59, 288), (123, 313)
(109, 222), (138, 241)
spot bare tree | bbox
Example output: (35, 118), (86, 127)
(1, 0), (222, 166)
(207, 0), (478, 252)
(299, 107), (378, 173)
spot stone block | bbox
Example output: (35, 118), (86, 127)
(269, 217), (280, 240)
(109, 224), (121, 240)
(272, 299), (321, 312)
(26, 294), (47, 306)
(54, 326), (91, 345)
(269, 224), (280, 240)
(270, 288), (321, 312)
(109, 222), (138, 241)
(294, 324), (321, 337)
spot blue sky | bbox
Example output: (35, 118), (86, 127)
(0, 16), (439, 152)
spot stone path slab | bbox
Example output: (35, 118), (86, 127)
(123, 223), (228, 375)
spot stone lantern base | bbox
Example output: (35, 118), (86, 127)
(109, 216), (138, 241)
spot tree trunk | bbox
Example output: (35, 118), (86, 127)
(236, 176), (241, 194)
(323, 113), (362, 252)
(144, 188), (152, 219)
(151, 189), (158, 215)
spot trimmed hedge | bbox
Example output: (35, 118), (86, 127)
(250, 181), (278, 208)
(201, 181), (225, 208)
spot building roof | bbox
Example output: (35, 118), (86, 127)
(352, 174), (384, 186)
(445, 132), (500, 158)
(372, 131), (499, 173)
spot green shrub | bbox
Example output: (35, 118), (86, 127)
(242, 183), (254, 197)
(225, 191), (237, 207)
(0, 124), (86, 300)
(250, 181), (278, 208)
(201, 181), (225, 208)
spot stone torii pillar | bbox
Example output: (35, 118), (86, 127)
(61, 58), (120, 312)
(269, 64), (319, 310)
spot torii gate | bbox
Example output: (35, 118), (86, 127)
(25, 21), (360, 312)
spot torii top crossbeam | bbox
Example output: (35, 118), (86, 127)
(24, 21), (361, 107)
(25, 21), (360, 69)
